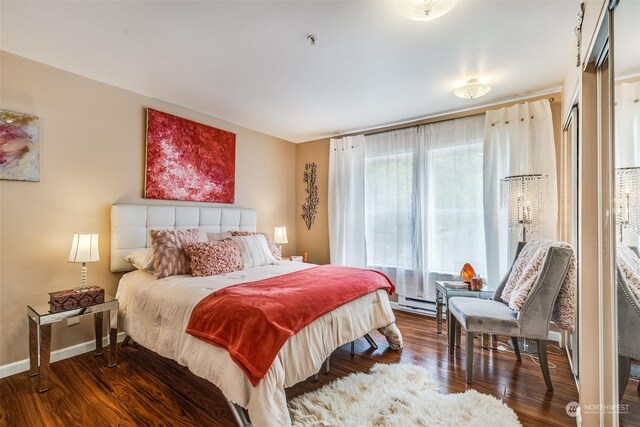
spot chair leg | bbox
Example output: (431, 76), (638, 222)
(448, 313), (456, 355)
(619, 355), (631, 402)
(537, 340), (553, 391)
(466, 331), (474, 384)
(511, 337), (521, 362)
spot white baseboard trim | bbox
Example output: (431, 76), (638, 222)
(0, 332), (126, 379)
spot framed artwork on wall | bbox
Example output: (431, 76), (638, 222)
(0, 109), (40, 182)
(144, 108), (236, 203)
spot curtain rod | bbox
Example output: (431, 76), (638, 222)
(341, 95), (558, 139)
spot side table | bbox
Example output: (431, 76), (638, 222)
(27, 294), (119, 392)
(434, 281), (495, 348)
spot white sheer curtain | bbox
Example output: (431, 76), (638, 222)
(364, 128), (423, 298)
(426, 116), (487, 294)
(328, 135), (367, 267)
(329, 115), (485, 302)
(483, 100), (558, 284)
(615, 82), (640, 168)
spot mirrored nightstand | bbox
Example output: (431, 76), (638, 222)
(27, 294), (118, 392)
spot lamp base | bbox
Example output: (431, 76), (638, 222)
(75, 263), (90, 292)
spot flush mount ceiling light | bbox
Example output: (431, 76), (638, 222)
(398, 0), (458, 21)
(454, 79), (492, 100)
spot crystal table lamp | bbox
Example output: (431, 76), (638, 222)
(274, 226), (288, 253)
(615, 167), (640, 242)
(500, 174), (548, 242)
(68, 232), (100, 292)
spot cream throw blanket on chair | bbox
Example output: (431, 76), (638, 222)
(500, 239), (577, 330)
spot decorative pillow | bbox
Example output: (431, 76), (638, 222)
(501, 239), (577, 331)
(150, 228), (203, 278)
(617, 244), (640, 302)
(184, 240), (243, 277)
(124, 248), (155, 273)
(501, 239), (553, 304)
(207, 231), (233, 242)
(506, 247), (548, 311)
(232, 231), (282, 260)
(232, 234), (277, 268)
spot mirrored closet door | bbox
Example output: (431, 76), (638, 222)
(614, 0), (640, 421)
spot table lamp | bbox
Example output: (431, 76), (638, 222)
(274, 226), (288, 253)
(68, 232), (100, 292)
(500, 174), (548, 241)
(615, 167), (640, 242)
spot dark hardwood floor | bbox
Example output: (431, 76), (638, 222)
(1, 310), (637, 426)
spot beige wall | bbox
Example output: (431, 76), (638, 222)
(295, 138), (331, 265)
(295, 100), (564, 269)
(0, 51), (297, 366)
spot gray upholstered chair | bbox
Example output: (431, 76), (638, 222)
(447, 242), (573, 391)
(618, 265), (640, 400)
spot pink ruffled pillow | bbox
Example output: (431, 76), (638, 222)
(150, 228), (203, 278)
(185, 240), (243, 276)
(231, 231), (282, 260)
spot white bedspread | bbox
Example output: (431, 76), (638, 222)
(116, 261), (402, 427)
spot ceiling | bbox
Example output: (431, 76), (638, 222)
(0, 1), (578, 143)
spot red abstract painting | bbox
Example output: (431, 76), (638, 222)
(145, 109), (236, 203)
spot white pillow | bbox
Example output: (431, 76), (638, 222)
(207, 231), (233, 241)
(125, 248), (155, 273)
(232, 234), (277, 268)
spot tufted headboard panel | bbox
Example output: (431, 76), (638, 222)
(110, 203), (257, 272)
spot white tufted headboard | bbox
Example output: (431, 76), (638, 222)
(110, 203), (257, 272)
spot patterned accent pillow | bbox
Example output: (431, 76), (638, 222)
(232, 231), (282, 260)
(184, 240), (243, 277)
(150, 228), (203, 278)
(506, 247), (548, 311)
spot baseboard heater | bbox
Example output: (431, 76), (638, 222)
(396, 295), (437, 317)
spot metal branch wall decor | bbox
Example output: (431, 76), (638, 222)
(301, 162), (319, 230)
(574, 2), (585, 67)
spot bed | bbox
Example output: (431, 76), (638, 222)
(111, 204), (403, 427)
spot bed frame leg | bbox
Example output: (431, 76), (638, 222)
(324, 357), (330, 374)
(350, 341), (355, 356)
(364, 333), (378, 350)
(226, 398), (251, 427)
(122, 335), (131, 347)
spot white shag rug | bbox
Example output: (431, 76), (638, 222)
(288, 363), (521, 427)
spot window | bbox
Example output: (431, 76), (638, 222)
(427, 142), (486, 276)
(362, 115), (486, 301)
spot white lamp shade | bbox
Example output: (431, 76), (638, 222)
(68, 233), (100, 263)
(274, 226), (288, 245)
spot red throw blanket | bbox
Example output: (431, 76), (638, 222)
(185, 265), (395, 386)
